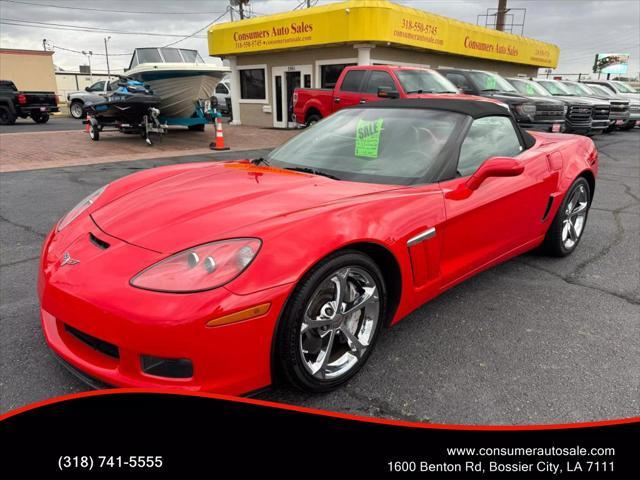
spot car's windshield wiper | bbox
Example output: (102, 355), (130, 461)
(481, 88), (502, 92)
(250, 157), (269, 165)
(406, 89), (435, 94)
(284, 167), (341, 180)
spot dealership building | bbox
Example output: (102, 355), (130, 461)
(208, 0), (559, 128)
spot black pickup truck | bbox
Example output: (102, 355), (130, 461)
(0, 80), (59, 124)
(437, 68), (566, 133)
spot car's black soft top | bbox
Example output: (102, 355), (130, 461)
(353, 97), (511, 118)
(351, 98), (536, 149)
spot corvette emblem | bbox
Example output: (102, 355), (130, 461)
(60, 251), (80, 267)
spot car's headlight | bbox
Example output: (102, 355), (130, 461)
(130, 238), (261, 293)
(514, 103), (536, 117)
(57, 185), (107, 231)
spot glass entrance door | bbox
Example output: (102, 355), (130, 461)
(272, 65), (312, 128)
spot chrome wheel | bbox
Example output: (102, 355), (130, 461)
(299, 266), (380, 380)
(562, 184), (588, 249)
(70, 102), (84, 119)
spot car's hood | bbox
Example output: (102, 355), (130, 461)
(619, 93), (640, 104)
(582, 94), (628, 103)
(517, 95), (564, 106)
(480, 91), (529, 104)
(92, 161), (396, 253)
(553, 95), (609, 106)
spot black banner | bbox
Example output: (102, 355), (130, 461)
(1, 391), (637, 477)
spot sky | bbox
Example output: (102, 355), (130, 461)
(1, 0), (638, 77)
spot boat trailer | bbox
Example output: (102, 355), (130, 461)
(85, 107), (168, 146)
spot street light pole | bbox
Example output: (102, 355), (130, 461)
(104, 36), (111, 80)
(82, 50), (93, 81)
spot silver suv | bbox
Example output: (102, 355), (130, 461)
(214, 78), (231, 115)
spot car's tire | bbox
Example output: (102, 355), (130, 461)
(275, 250), (387, 392)
(0, 105), (16, 125)
(31, 113), (50, 124)
(306, 114), (321, 127)
(89, 123), (100, 141)
(619, 122), (635, 131)
(542, 177), (591, 257)
(188, 123), (205, 132)
(69, 101), (85, 119)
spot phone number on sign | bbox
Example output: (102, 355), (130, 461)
(401, 18), (438, 35)
(58, 455), (164, 471)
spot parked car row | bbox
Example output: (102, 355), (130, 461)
(292, 65), (639, 135)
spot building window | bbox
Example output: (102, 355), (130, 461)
(320, 63), (356, 88)
(239, 68), (266, 100)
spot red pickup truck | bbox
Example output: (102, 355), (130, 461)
(292, 65), (461, 126)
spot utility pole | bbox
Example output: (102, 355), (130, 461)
(104, 36), (111, 80)
(238, 1), (245, 20)
(306, 0), (311, 7)
(496, 0), (507, 31)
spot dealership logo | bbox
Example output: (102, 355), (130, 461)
(60, 251), (80, 267)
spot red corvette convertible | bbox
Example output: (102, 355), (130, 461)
(39, 98), (597, 394)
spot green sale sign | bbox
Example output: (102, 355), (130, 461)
(355, 118), (384, 158)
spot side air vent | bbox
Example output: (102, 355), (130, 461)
(542, 196), (555, 221)
(89, 232), (110, 250)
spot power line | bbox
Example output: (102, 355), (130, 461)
(0, 0), (226, 15)
(53, 44), (131, 57)
(0, 18), (207, 38)
(161, 8), (231, 48)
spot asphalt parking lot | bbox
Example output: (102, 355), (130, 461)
(0, 114), (231, 135)
(0, 116), (81, 134)
(1, 131), (638, 424)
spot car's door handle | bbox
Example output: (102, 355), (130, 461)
(334, 97), (341, 103)
(359, 99), (366, 104)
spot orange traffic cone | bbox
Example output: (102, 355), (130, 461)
(209, 117), (230, 151)
(85, 116), (91, 133)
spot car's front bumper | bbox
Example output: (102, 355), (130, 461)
(589, 119), (609, 133)
(20, 106), (59, 114)
(627, 108), (640, 121)
(38, 221), (292, 395)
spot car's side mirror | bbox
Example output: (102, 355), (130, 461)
(85, 86), (91, 92)
(377, 87), (399, 99)
(465, 156), (524, 190)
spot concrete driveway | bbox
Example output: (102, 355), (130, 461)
(1, 132), (638, 424)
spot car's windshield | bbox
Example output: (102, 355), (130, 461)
(509, 78), (551, 96)
(587, 84), (615, 97)
(397, 70), (458, 94)
(562, 82), (595, 96)
(612, 81), (638, 93)
(266, 108), (466, 185)
(537, 80), (572, 96)
(467, 71), (518, 93)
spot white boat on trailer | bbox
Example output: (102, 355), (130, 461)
(125, 48), (230, 121)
